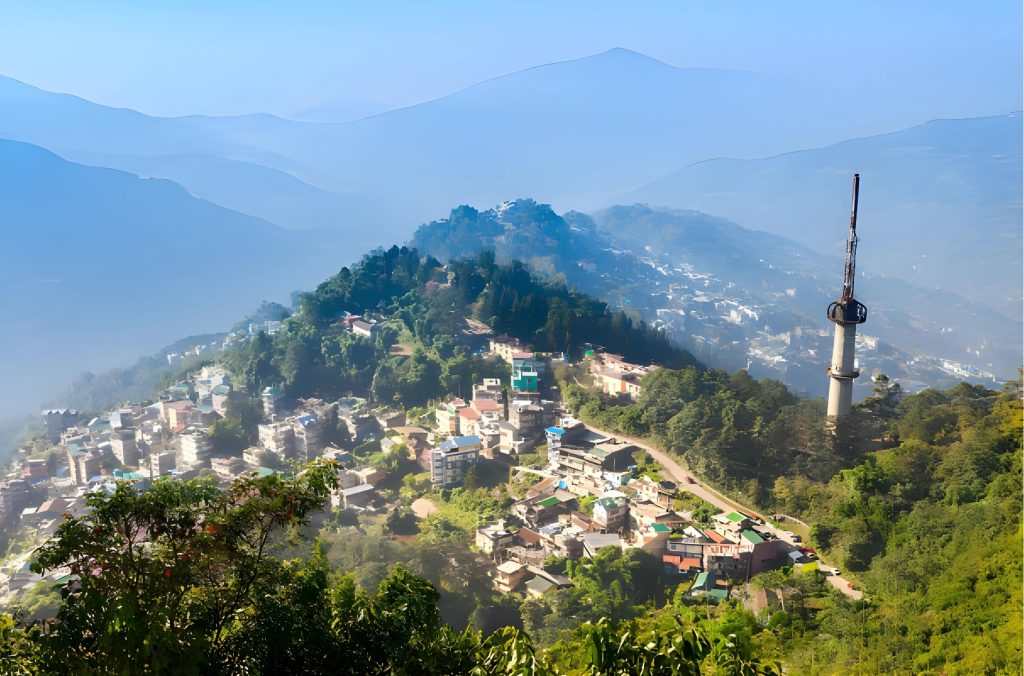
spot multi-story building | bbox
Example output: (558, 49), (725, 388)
(109, 428), (140, 467)
(493, 560), (529, 594)
(511, 356), (540, 394)
(430, 435), (481, 488)
(488, 337), (529, 364)
(42, 409), (79, 443)
(593, 495), (629, 532)
(258, 422), (296, 459)
(472, 378), (504, 401)
(508, 401), (548, 440)
(588, 353), (654, 401)
(262, 386), (283, 419)
(149, 451), (177, 477)
(435, 399), (467, 436)
(178, 428), (212, 468)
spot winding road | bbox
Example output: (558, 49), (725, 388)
(584, 422), (863, 600)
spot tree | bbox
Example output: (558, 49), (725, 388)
(30, 460), (339, 673)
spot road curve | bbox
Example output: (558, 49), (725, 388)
(583, 423), (864, 600)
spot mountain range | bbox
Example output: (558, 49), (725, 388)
(622, 113), (1023, 317)
(0, 139), (344, 414)
(0, 47), (1019, 414)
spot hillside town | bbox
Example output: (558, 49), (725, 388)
(0, 327), (849, 610)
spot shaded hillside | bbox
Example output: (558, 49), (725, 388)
(0, 138), (344, 415)
(622, 113), (1024, 317)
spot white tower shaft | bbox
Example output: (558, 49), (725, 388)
(827, 322), (858, 417)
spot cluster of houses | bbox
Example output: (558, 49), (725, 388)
(474, 416), (806, 600)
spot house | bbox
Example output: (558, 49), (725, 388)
(634, 475), (677, 508)
(435, 399), (468, 436)
(472, 378), (504, 400)
(339, 483), (375, 509)
(493, 560), (529, 594)
(476, 521), (514, 555)
(469, 398), (502, 419)
(580, 532), (622, 558)
(713, 511), (752, 540)
(689, 571), (728, 603)
(258, 422), (296, 459)
(354, 466), (387, 485)
(497, 421), (526, 454)
(663, 552), (703, 576)
(20, 459), (48, 481)
(588, 353), (655, 401)
(524, 575), (555, 597)
(211, 384), (232, 416)
(391, 426), (430, 450)
(512, 491), (577, 528)
(377, 410), (406, 430)
(457, 407), (482, 436)
(351, 320), (376, 338)
(488, 337), (529, 364)
(430, 435), (482, 488)
(149, 451), (177, 476)
(178, 427), (212, 468)
(508, 402), (548, 440)
(592, 495), (628, 532)
(554, 442), (638, 480)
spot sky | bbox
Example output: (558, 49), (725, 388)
(0, 0), (1019, 118)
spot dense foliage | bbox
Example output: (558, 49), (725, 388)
(562, 362), (1023, 674)
(5, 464), (781, 675)
(222, 246), (695, 406)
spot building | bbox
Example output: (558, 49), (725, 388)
(149, 451), (177, 476)
(493, 560), (529, 594)
(211, 456), (248, 479)
(42, 409), (79, 443)
(178, 428), (212, 468)
(211, 384), (232, 416)
(351, 319), (376, 338)
(435, 399), (468, 436)
(489, 337), (529, 364)
(511, 356), (540, 394)
(476, 521), (514, 555)
(109, 428), (140, 467)
(554, 441), (638, 481)
(588, 353), (653, 401)
(473, 378), (504, 400)
(592, 495), (629, 532)
(376, 410), (406, 430)
(712, 512), (752, 541)
(339, 484), (376, 509)
(262, 386), (283, 419)
(508, 402), (548, 440)
(258, 422), (296, 459)
(430, 435), (482, 488)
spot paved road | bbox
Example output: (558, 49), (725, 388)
(583, 423), (864, 600)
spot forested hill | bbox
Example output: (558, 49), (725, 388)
(561, 369), (1023, 673)
(223, 246), (697, 404)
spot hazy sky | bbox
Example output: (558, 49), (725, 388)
(0, 0), (1020, 118)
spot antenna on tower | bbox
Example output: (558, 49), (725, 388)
(842, 174), (860, 300)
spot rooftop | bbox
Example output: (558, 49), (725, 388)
(497, 560), (525, 575)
